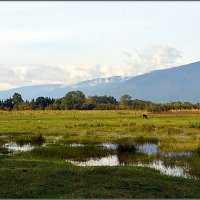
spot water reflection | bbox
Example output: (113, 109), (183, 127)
(67, 155), (119, 166)
(135, 160), (189, 178)
(70, 143), (84, 147)
(0, 135), (9, 139)
(99, 142), (118, 150)
(66, 142), (198, 179)
(3, 142), (34, 153)
(136, 143), (158, 155)
(66, 156), (190, 178)
(101, 142), (158, 155)
(1, 138), (199, 179)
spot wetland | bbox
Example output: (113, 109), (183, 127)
(0, 110), (200, 198)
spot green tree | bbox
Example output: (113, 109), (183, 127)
(12, 93), (23, 106)
(0, 100), (3, 110)
(52, 99), (62, 110)
(61, 90), (86, 110)
(30, 99), (37, 110)
(35, 97), (46, 110)
(3, 98), (14, 110)
(14, 101), (32, 110)
(119, 94), (132, 109)
(82, 96), (95, 110)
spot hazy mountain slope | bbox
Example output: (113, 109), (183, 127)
(116, 61), (200, 102)
(0, 76), (128, 100)
(68, 76), (130, 97)
(0, 61), (200, 103)
(0, 84), (65, 100)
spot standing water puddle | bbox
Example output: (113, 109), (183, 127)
(67, 156), (190, 178)
(2, 142), (34, 154)
(99, 142), (118, 150)
(135, 161), (190, 178)
(137, 143), (158, 155)
(1, 138), (198, 179)
(69, 155), (119, 166)
(66, 142), (198, 179)
(70, 143), (85, 147)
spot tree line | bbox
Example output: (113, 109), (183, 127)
(1, 91), (200, 112)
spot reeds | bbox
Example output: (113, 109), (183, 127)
(117, 139), (136, 154)
(16, 134), (45, 146)
(31, 144), (114, 161)
(189, 122), (200, 129)
(134, 136), (159, 143)
(1, 110), (200, 152)
(0, 145), (10, 154)
(197, 146), (200, 156)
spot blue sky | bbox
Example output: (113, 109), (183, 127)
(0, 2), (200, 90)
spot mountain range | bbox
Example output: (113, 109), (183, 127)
(1, 61), (200, 103)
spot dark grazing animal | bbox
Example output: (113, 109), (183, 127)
(142, 114), (148, 119)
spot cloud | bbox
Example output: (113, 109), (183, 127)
(0, 43), (185, 90)
(121, 50), (132, 58)
(0, 82), (16, 90)
(0, 30), (66, 47)
(122, 43), (184, 75)
(0, 64), (103, 90)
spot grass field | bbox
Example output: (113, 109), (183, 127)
(0, 110), (200, 151)
(0, 110), (200, 198)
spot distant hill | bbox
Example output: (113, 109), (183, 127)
(0, 84), (64, 101)
(0, 61), (200, 103)
(115, 61), (200, 103)
(0, 76), (129, 101)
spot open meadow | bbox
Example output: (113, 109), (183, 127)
(0, 110), (200, 198)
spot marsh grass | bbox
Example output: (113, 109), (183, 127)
(159, 137), (200, 152)
(0, 145), (10, 154)
(141, 124), (156, 132)
(188, 155), (200, 177)
(1, 157), (200, 198)
(189, 122), (200, 129)
(117, 138), (136, 154)
(31, 144), (115, 161)
(197, 146), (200, 156)
(0, 110), (200, 151)
(1, 109), (200, 198)
(118, 151), (151, 165)
(134, 136), (159, 143)
(16, 134), (45, 146)
(165, 126), (183, 135)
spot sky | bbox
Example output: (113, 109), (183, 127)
(0, 1), (200, 90)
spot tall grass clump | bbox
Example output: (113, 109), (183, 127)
(0, 145), (10, 154)
(117, 138), (136, 154)
(197, 146), (200, 156)
(31, 134), (46, 145)
(17, 134), (45, 146)
(31, 144), (114, 161)
(165, 126), (183, 135)
(141, 124), (156, 132)
(189, 122), (200, 129)
(134, 136), (159, 143)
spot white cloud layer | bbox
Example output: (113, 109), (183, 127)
(0, 43), (186, 90)
(122, 43), (184, 75)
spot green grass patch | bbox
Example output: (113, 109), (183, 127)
(30, 144), (114, 161)
(0, 157), (200, 198)
(197, 146), (200, 156)
(0, 110), (200, 151)
(117, 143), (136, 154)
(189, 122), (200, 129)
(0, 145), (10, 154)
(134, 135), (159, 143)
(1, 110), (200, 198)
(16, 134), (46, 146)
